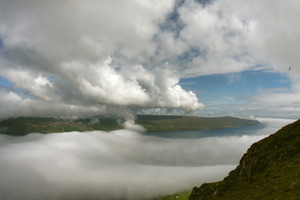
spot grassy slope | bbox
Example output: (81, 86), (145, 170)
(0, 115), (260, 136)
(154, 190), (191, 200)
(189, 119), (300, 200)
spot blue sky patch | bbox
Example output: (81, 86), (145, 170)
(179, 70), (292, 107)
(0, 35), (3, 48)
(0, 76), (13, 87)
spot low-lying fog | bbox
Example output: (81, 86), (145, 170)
(0, 118), (295, 200)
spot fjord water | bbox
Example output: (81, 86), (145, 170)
(145, 118), (294, 139)
(0, 118), (295, 200)
(145, 122), (265, 139)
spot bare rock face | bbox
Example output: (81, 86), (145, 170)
(189, 119), (300, 200)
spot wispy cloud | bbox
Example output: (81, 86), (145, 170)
(222, 96), (235, 101)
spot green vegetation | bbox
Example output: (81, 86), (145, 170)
(0, 115), (260, 136)
(189, 119), (300, 200)
(0, 117), (121, 136)
(155, 190), (191, 200)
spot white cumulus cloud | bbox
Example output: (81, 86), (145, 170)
(0, 0), (299, 119)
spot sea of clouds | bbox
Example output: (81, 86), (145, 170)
(0, 118), (295, 200)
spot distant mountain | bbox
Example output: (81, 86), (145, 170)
(0, 117), (120, 136)
(189, 119), (300, 200)
(136, 115), (260, 132)
(0, 115), (260, 136)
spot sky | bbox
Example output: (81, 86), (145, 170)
(0, 0), (300, 120)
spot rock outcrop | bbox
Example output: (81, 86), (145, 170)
(189, 119), (300, 200)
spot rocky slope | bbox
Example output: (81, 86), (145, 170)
(189, 119), (300, 200)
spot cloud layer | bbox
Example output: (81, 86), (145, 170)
(0, 118), (294, 200)
(0, 135), (253, 199)
(0, 130), (241, 200)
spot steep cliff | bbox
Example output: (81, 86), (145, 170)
(189, 119), (300, 200)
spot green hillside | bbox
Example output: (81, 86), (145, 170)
(137, 115), (259, 132)
(189, 119), (300, 200)
(0, 117), (120, 136)
(0, 115), (260, 136)
(154, 190), (191, 200)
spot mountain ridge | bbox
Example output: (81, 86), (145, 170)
(0, 115), (260, 136)
(189, 119), (300, 200)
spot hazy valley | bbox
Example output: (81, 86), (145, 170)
(0, 117), (298, 200)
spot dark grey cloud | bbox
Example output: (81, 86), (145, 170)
(195, 0), (214, 6)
